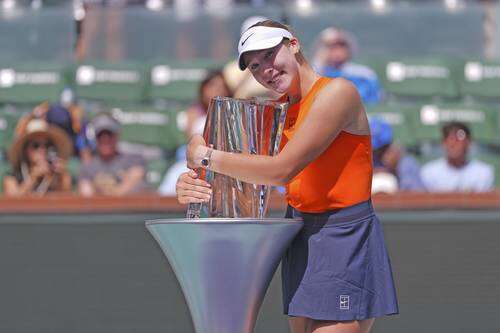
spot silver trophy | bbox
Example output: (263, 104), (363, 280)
(187, 97), (289, 218)
(146, 97), (303, 333)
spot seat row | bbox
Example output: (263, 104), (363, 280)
(1, 57), (499, 105)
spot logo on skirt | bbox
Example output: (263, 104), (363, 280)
(340, 295), (350, 310)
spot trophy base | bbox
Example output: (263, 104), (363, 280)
(146, 218), (303, 333)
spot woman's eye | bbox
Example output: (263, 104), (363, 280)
(264, 50), (273, 59)
(250, 63), (259, 71)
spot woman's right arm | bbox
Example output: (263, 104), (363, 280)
(176, 170), (212, 204)
(3, 175), (37, 197)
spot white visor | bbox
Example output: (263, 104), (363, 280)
(237, 26), (293, 70)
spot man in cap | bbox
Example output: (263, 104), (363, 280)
(370, 117), (425, 192)
(421, 121), (494, 192)
(78, 113), (148, 196)
(313, 27), (383, 104)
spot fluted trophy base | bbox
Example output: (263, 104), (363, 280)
(146, 218), (303, 333)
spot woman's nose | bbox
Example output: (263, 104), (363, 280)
(262, 66), (273, 79)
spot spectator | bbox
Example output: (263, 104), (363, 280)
(184, 69), (233, 139)
(313, 27), (383, 104)
(421, 122), (494, 192)
(78, 113), (148, 196)
(3, 119), (73, 196)
(370, 117), (425, 193)
(15, 88), (93, 163)
(159, 70), (232, 195)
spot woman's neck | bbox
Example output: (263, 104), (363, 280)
(287, 64), (320, 105)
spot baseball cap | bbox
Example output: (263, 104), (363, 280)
(92, 113), (120, 135)
(369, 117), (393, 150)
(46, 104), (74, 136)
(238, 25), (293, 70)
(371, 172), (398, 194)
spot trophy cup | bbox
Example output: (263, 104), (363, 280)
(146, 97), (303, 333)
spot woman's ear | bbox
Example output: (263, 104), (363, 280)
(289, 38), (301, 54)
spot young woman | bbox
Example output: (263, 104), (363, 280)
(4, 119), (73, 196)
(184, 70), (233, 139)
(176, 20), (398, 333)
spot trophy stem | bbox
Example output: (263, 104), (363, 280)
(146, 218), (303, 333)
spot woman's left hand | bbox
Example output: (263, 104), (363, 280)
(186, 134), (208, 169)
(51, 157), (67, 174)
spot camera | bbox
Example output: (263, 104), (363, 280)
(47, 147), (58, 168)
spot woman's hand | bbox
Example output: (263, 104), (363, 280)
(186, 134), (208, 169)
(176, 170), (212, 204)
(51, 157), (67, 174)
(30, 160), (51, 180)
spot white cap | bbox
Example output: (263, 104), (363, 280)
(237, 25), (293, 71)
(371, 172), (398, 194)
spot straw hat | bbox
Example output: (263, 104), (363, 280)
(8, 118), (73, 168)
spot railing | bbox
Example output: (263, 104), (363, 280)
(0, 192), (499, 214)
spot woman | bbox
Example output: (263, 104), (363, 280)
(184, 69), (233, 139)
(177, 20), (398, 333)
(3, 118), (73, 196)
(157, 70), (233, 196)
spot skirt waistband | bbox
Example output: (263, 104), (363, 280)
(288, 200), (375, 225)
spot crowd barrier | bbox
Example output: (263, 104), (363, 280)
(0, 193), (499, 333)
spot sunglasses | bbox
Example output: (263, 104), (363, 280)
(28, 140), (50, 150)
(96, 130), (116, 139)
(325, 41), (348, 48)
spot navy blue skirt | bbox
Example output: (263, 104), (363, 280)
(282, 200), (399, 321)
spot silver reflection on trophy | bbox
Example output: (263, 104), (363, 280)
(188, 97), (288, 218)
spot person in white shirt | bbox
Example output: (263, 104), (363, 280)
(420, 121), (494, 192)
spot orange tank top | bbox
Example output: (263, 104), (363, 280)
(280, 77), (373, 212)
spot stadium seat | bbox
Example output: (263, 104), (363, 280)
(474, 152), (500, 187)
(0, 106), (25, 153)
(365, 103), (417, 147)
(0, 6), (74, 64)
(290, 3), (484, 60)
(102, 104), (186, 152)
(74, 62), (149, 103)
(0, 158), (10, 193)
(146, 158), (171, 190)
(461, 60), (500, 102)
(0, 63), (70, 104)
(375, 57), (462, 102)
(149, 59), (226, 102)
(408, 103), (498, 144)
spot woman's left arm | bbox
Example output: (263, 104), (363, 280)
(188, 79), (363, 186)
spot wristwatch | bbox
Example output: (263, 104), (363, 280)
(201, 148), (213, 168)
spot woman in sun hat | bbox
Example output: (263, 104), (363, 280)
(3, 118), (73, 196)
(176, 20), (398, 333)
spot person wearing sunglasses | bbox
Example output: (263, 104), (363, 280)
(77, 113), (148, 197)
(312, 27), (383, 105)
(3, 119), (73, 196)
